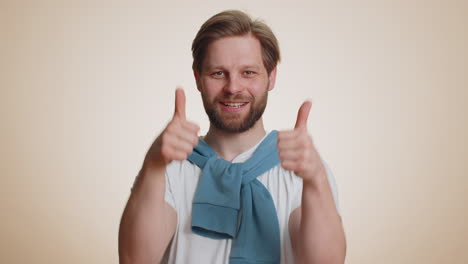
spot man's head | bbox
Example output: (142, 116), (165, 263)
(192, 10), (281, 133)
(192, 10), (281, 77)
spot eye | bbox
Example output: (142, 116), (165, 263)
(244, 71), (256, 77)
(211, 71), (224, 78)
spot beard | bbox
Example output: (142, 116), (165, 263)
(201, 85), (269, 133)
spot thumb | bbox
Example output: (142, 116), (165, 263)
(174, 88), (186, 120)
(294, 101), (312, 130)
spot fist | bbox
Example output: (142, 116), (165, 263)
(277, 101), (325, 183)
(144, 88), (200, 169)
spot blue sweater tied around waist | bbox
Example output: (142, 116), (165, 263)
(187, 130), (281, 264)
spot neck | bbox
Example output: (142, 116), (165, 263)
(203, 119), (267, 162)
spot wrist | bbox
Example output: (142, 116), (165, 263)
(302, 165), (327, 190)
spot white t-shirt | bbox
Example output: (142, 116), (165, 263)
(161, 134), (341, 264)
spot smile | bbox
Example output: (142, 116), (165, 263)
(219, 102), (249, 113)
(221, 102), (248, 108)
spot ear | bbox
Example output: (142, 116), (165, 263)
(267, 67), (277, 91)
(193, 70), (202, 92)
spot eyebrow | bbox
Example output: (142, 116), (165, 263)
(204, 64), (262, 71)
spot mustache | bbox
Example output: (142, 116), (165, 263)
(215, 94), (253, 102)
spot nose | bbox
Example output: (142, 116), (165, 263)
(223, 74), (244, 94)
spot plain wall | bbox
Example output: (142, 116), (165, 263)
(1, 0), (467, 263)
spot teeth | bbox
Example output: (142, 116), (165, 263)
(223, 102), (246, 108)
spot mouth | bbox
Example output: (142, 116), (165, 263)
(219, 101), (249, 113)
(221, 102), (248, 108)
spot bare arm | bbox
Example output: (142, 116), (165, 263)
(118, 165), (177, 263)
(118, 88), (199, 263)
(289, 168), (346, 264)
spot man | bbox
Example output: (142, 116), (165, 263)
(119, 10), (346, 264)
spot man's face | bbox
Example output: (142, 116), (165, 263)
(195, 34), (276, 133)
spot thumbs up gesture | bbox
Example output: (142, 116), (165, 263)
(277, 101), (326, 184)
(143, 88), (200, 170)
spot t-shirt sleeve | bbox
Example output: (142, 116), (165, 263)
(290, 160), (341, 216)
(164, 162), (177, 210)
(323, 161), (341, 216)
(290, 173), (303, 211)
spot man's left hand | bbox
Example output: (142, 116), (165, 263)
(277, 101), (326, 185)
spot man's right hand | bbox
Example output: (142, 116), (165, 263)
(120, 89), (188, 263)
(143, 88), (200, 170)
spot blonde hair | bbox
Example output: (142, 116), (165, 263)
(192, 10), (281, 75)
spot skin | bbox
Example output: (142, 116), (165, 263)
(118, 34), (346, 264)
(118, 88), (199, 263)
(194, 34), (275, 160)
(279, 103), (347, 263)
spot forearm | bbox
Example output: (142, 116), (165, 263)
(298, 169), (346, 264)
(118, 165), (176, 264)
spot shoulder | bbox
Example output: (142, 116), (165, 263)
(165, 160), (199, 176)
(259, 164), (303, 186)
(257, 165), (303, 209)
(163, 160), (202, 210)
(164, 160), (201, 191)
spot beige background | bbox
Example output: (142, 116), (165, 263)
(1, 0), (467, 263)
